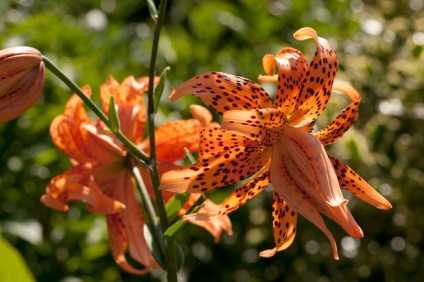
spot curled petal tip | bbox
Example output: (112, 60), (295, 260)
(293, 27), (318, 41)
(259, 248), (277, 258)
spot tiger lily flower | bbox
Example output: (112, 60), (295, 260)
(41, 76), (230, 274)
(160, 27), (391, 259)
(0, 46), (45, 123)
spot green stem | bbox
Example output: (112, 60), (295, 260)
(42, 56), (150, 166)
(145, 0), (168, 230)
(146, 0), (178, 280)
(127, 156), (165, 262)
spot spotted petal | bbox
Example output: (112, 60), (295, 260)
(330, 156), (392, 210)
(219, 162), (270, 215)
(170, 71), (274, 114)
(160, 145), (271, 193)
(221, 108), (287, 146)
(261, 47), (309, 119)
(289, 27), (338, 127)
(198, 127), (259, 159)
(314, 82), (361, 146)
(260, 193), (298, 258)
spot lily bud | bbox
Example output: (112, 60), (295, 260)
(0, 46), (45, 123)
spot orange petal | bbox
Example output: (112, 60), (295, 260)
(170, 72), (274, 114)
(219, 163), (270, 215)
(262, 47), (309, 118)
(160, 144), (270, 193)
(50, 115), (92, 164)
(106, 171), (159, 273)
(288, 27), (338, 127)
(40, 164), (126, 214)
(271, 144), (339, 259)
(80, 123), (125, 163)
(314, 82), (361, 146)
(181, 194), (233, 243)
(146, 119), (203, 163)
(260, 193), (298, 258)
(64, 88), (91, 122)
(190, 104), (213, 127)
(279, 126), (346, 207)
(221, 108), (287, 146)
(101, 76), (146, 143)
(198, 127), (259, 160)
(330, 156), (392, 210)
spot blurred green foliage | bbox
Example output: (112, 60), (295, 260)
(1, 0), (424, 281)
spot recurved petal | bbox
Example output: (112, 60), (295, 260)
(181, 193), (233, 243)
(313, 82), (361, 146)
(289, 27), (338, 127)
(330, 156), (392, 210)
(260, 193), (298, 258)
(170, 72), (274, 114)
(219, 163), (270, 215)
(271, 144), (339, 259)
(221, 108), (287, 146)
(160, 145), (271, 193)
(40, 164), (126, 214)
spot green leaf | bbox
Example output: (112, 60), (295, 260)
(107, 96), (120, 134)
(0, 236), (35, 282)
(154, 66), (171, 113)
(165, 193), (190, 223)
(164, 220), (187, 239)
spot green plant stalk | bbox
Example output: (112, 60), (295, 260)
(145, 0), (178, 280)
(42, 56), (150, 167)
(128, 156), (166, 261)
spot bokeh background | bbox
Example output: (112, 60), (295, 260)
(1, 0), (423, 281)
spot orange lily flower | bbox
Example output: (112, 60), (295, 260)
(41, 76), (231, 274)
(160, 27), (392, 259)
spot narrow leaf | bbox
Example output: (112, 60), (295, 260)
(154, 66), (171, 113)
(108, 96), (120, 134)
(165, 193), (190, 223)
(164, 220), (187, 239)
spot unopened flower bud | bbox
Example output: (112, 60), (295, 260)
(0, 46), (45, 123)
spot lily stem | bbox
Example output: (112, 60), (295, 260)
(145, 0), (178, 281)
(128, 155), (166, 262)
(42, 56), (150, 167)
